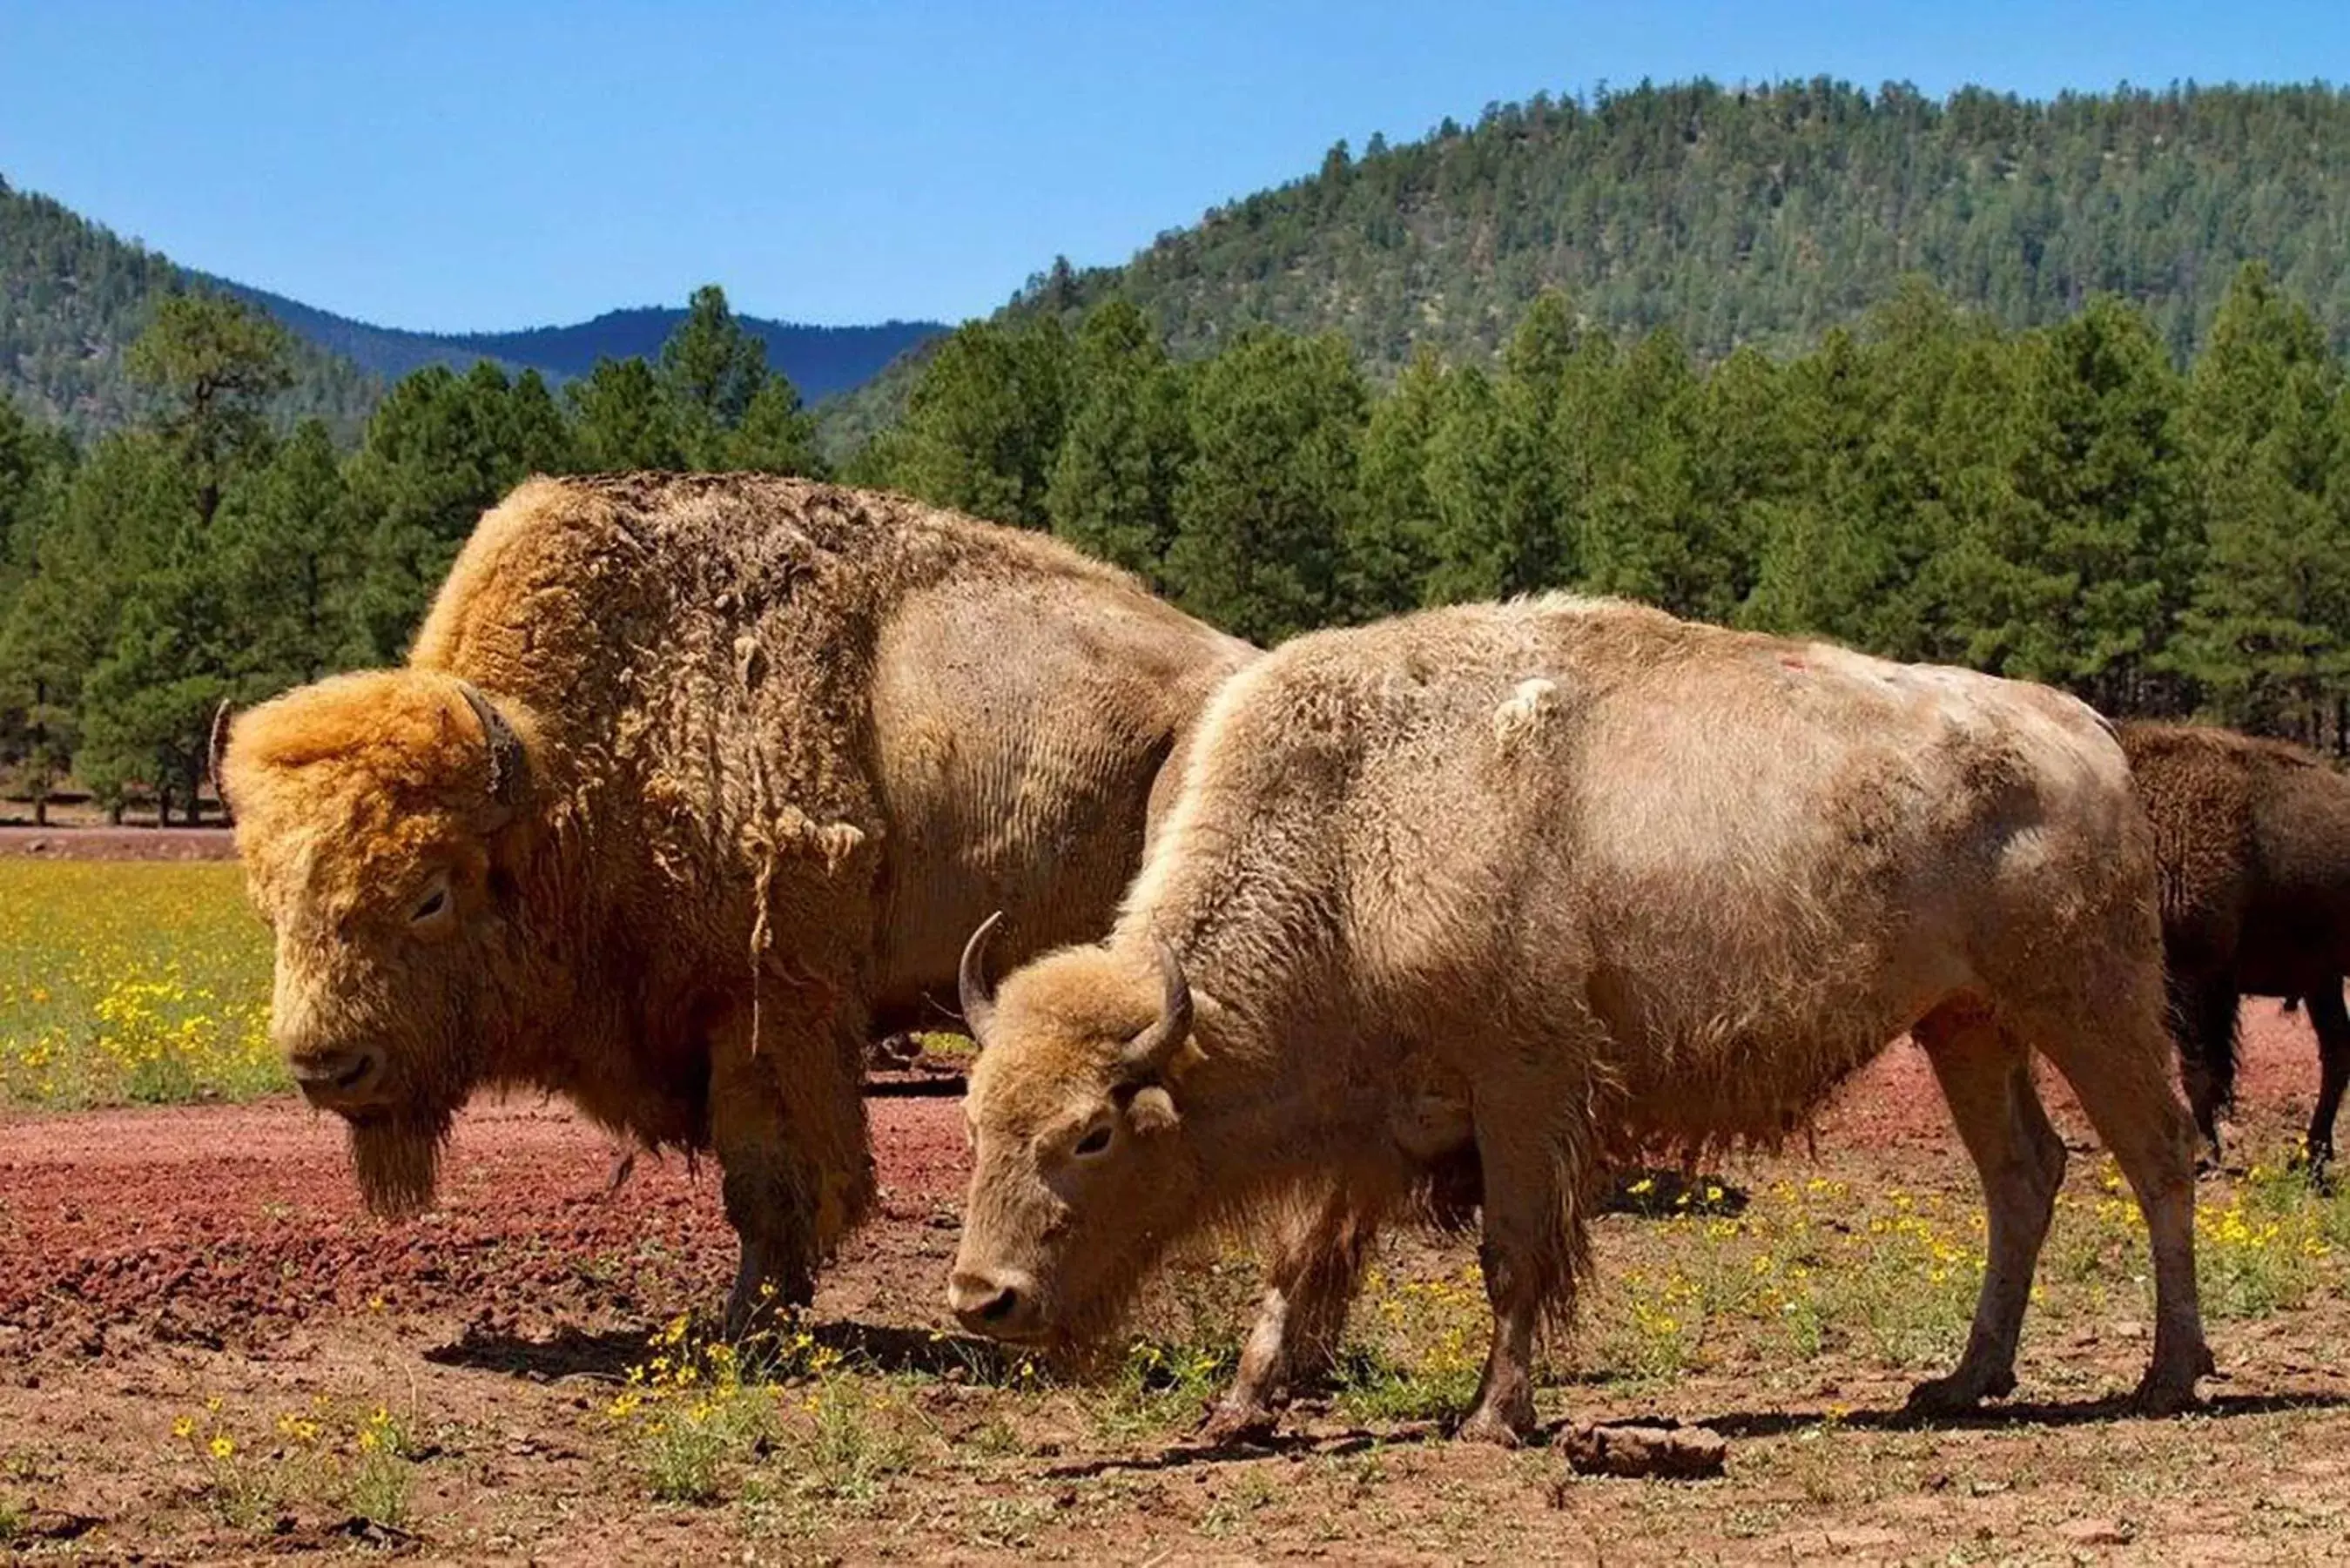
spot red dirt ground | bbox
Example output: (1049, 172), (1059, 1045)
(1, 1005), (2337, 1564)
(1, 1005), (2325, 1364)
(0, 825), (237, 860)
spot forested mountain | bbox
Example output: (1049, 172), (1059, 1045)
(2, 172), (944, 443)
(820, 78), (2350, 451)
(1, 178), (380, 442)
(205, 281), (944, 403)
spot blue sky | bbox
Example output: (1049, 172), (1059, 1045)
(3, 1), (2345, 332)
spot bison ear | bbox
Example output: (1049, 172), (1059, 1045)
(1126, 1084), (1181, 1135)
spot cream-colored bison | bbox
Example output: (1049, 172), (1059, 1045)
(217, 474), (1252, 1329)
(950, 596), (2209, 1444)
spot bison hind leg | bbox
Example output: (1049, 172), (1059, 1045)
(2302, 985), (2350, 1192)
(2020, 982), (2212, 1417)
(1903, 1001), (2059, 1417)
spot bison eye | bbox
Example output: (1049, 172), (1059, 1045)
(1074, 1124), (1113, 1159)
(411, 885), (449, 924)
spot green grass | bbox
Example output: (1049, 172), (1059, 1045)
(0, 861), (278, 1107)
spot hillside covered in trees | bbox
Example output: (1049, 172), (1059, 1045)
(822, 78), (2350, 451)
(12, 76), (2350, 819)
(0, 172), (944, 443)
(1, 178), (380, 442)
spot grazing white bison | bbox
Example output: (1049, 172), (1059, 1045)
(216, 474), (1252, 1329)
(2122, 722), (2350, 1184)
(949, 596), (2210, 1444)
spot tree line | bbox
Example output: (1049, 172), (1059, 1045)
(850, 263), (2350, 745)
(0, 285), (818, 823)
(5, 262), (2348, 821)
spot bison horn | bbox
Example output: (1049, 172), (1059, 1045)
(207, 700), (234, 795)
(456, 682), (526, 806)
(1120, 936), (1194, 1080)
(959, 911), (1005, 1046)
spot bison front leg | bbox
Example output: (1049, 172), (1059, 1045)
(1203, 1187), (1378, 1445)
(1905, 1006), (2063, 1416)
(710, 1007), (876, 1337)
(1459, 1073), (1592, 1446)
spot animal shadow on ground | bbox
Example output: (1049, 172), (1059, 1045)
(1041, 1387), (2350, 1479)
(426, 1317), (1013, 1383)
(1697, 1387), (2350, 1439)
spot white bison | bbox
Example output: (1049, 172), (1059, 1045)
(217, 474), (1252, 1330)
(949, 595), (2209, 1444)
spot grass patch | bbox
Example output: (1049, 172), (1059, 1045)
(167, 1396), (420, 1531)
(0, 862), (276, 1107)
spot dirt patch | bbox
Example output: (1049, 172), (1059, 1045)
(0, 1096), (971, 1360)
(0, 1014), (2342, 1563)
(0, 825), (238, 861)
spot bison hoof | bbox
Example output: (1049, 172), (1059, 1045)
(1458, 1403), (1535, 1447)
(2126, 1376), (2205, 1418)
(1902, 1366), (2014, 1417)
(1196, 1402), (1281, 1449)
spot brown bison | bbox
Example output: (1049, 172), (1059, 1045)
(216, 474), (1252, 1329)
(949, 596), (2209, 1444)
(2120, 722), (2350, 1184)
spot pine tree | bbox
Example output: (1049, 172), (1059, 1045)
(1342, 347), (1447, 620)
(1045, 301), (1189, 582)
(881, 320), (1072, 528)
(567, 357), (688, 473)
(2172, 263), (2347, 738)
(1165, 329), (1366, 642)
(124, 292), (294, 529)
(727, 377), (824, 476)
(215, 418), (352, 692)
(660, 284), (772, 444)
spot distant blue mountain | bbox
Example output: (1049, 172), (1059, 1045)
(201, 276), (945, 403)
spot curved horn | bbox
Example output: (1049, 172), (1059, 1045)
(456, 682), (526, 805)
(207, 700), (234, 795)
(1120, 936), (1195, 1079)
(959, 911), (1005, 1046)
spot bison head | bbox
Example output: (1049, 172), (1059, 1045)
(217, 670), (545, 1220)
(948, 915), (1203, 1347)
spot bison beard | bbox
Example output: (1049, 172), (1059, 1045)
(347, 1111), (453, 1220)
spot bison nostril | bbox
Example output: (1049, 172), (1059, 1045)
(950, 1269), (1036, 1336)
(291, 1047), (381, 1103)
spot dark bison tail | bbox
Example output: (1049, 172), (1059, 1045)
(2166, 974), (2243, 1136)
